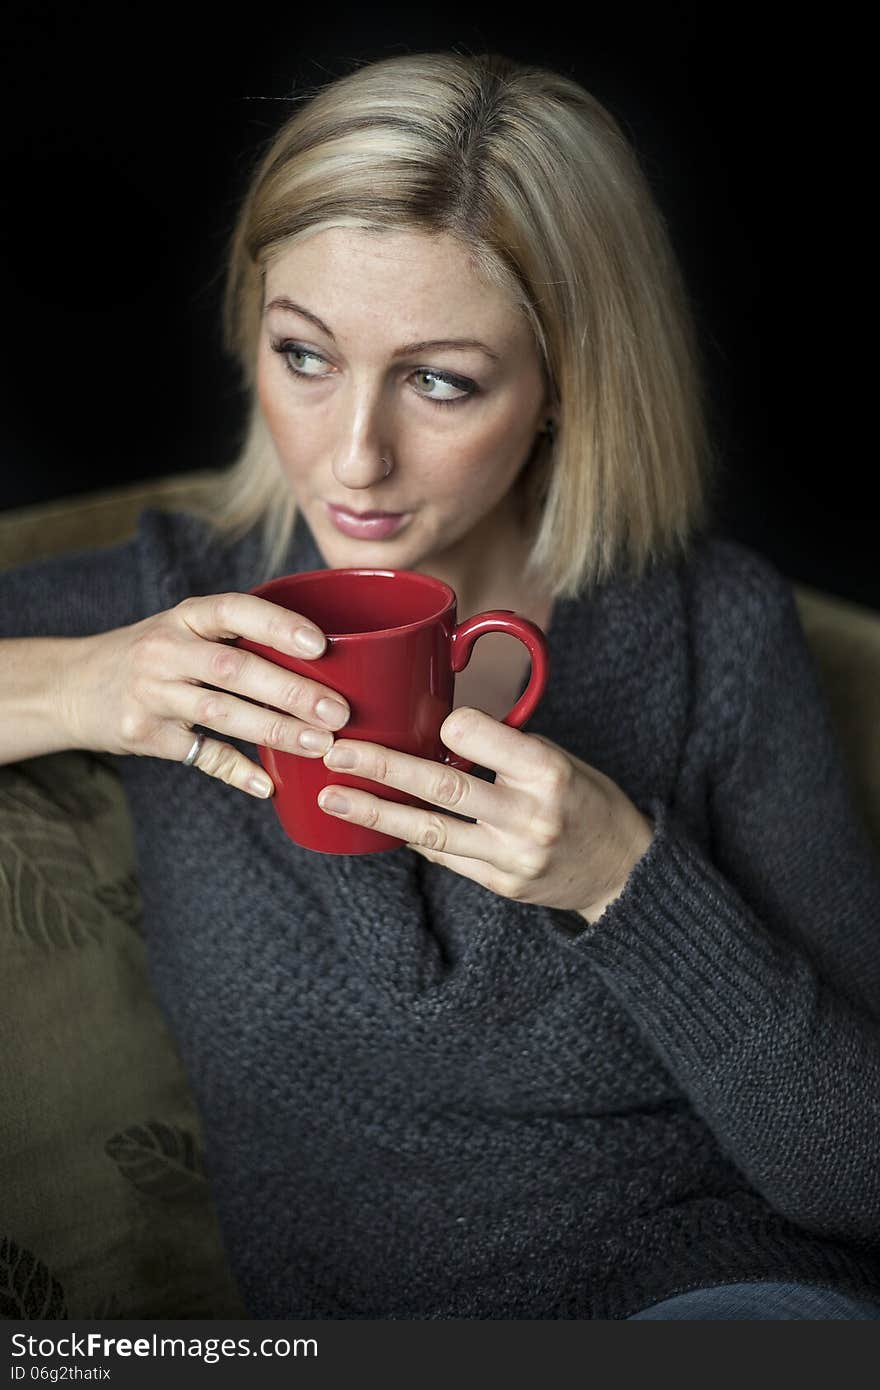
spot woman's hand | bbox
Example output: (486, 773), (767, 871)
(319, 706), (655, 924)
(63, 592), (352, 799)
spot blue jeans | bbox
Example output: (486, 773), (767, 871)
(626, 1281), (880, 1319)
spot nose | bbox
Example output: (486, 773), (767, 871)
(330, 380), (396, 491)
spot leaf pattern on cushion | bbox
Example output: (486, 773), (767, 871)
(94, 871), (143, 928)
(0, 758), (115, 824)
(0, 1237), (67, 1319)
(0, 822), (106, 948)
(0, 763), (142, 948)
(105, 1121), (210, 1200)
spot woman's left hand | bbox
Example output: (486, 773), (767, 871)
(318, 707), (655, 925)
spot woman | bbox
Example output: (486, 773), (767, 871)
(2, 51), (879, 1320)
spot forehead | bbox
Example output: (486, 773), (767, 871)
(263, 226), (525, 340)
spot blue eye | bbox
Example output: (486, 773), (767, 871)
(269, 340), (477, 409)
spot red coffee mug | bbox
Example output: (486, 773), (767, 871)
(234, 567), (550, 855)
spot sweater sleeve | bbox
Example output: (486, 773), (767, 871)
(567, 542), (880, 1252)
(0, 507), (219, 642)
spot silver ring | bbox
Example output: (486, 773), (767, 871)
(182, 731), (205, 767)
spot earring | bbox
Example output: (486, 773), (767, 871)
(543, 419), (556, 443)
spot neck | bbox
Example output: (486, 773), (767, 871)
(421, 486), (545, 623)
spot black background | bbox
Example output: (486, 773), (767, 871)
(0, 3), (874, 607)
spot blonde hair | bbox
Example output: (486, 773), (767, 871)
(191, 50), (721, 598)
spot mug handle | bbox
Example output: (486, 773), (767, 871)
(443, 610), (550, 773)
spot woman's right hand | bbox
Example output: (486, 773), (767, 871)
(63, 592), (350, 798)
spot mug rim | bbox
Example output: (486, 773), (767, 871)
(248, 567), (457, 640)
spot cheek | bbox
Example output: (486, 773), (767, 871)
(444, 413), (533, 497)
(256, 361), (304, 465)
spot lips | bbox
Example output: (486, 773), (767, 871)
(325, 502), (412, 540)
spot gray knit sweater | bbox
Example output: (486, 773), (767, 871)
(3, 505), (880, 1320)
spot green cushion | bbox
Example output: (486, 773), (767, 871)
(0, 750), (246, 1318)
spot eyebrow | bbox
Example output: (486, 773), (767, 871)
(263, 296), (502, 363)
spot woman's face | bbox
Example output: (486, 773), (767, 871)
(256, 226), (554, 600)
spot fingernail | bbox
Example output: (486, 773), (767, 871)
(316, 697), (350, 729)
(320, 790), (350, 813)
(249, 775), (273, 798)
(299, 729), (333, 753)
(293, 628), (325, 656)
(324, 744), (356, 768)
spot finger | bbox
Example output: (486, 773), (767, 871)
(439, 706), (561, 787)
(163, 679), (339, 760)
(178, 591), (326, 656)
(175, 593), (352, 733)
(318, 781), (499, 862)
(172, 724), (275, 800)
(322, 735), (522, 833)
